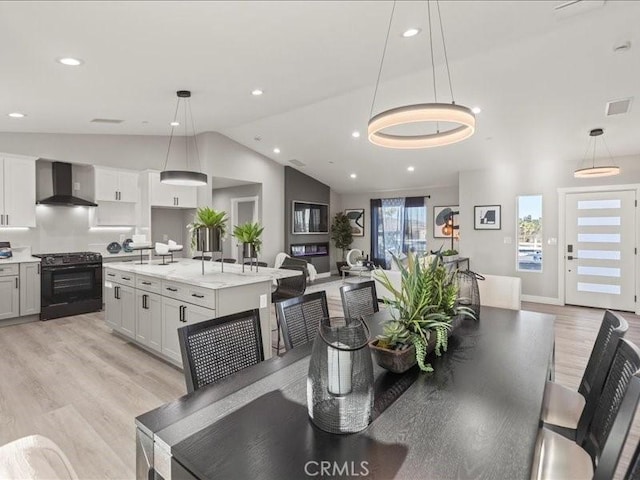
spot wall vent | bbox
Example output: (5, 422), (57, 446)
(289, 159), (306, 167)
(605, 98), (633, 116)
(90, 118), (124, 124)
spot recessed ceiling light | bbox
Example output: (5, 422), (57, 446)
(472, 106), (482, 114)
(402, 28), (421, 38)
(57, 57), (84, 66)
(352, 131), (361, 138)
(407, 166), (415, 172)
(350, 173), (357, 179)
(273, 147), (280, 154)
(251, 89), (264, 96)
(8, 112), (25, 118)
(170, 121), (180, 126)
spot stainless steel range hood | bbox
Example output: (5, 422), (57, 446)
(36, 162), (97, 207)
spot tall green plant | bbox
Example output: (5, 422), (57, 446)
(375, 254), (475, 372)
(330, 212), (353, 260)
(232, 222), (264, 253)
(187, 207), (228, 248)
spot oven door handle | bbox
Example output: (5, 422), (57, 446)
(42, 264), (103, 271)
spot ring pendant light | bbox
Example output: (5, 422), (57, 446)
(368, 1), (475, 149)
(573, 128), (620, 178)
(160, 90), (208, 186)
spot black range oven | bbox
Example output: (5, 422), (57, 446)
(33, 252), (103, 320)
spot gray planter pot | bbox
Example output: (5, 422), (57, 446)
(242, 242), (257, 258)
(196, 227), (222, 252)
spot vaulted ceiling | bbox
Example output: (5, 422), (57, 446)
(0, 1), (638, 192)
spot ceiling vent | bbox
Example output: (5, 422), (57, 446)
(289, 159), (306, 167)
(554, 0), (605, 19)
(90, 118), (124, 124)
(605, 98), (632, 116)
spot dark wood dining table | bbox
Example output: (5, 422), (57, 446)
(135, 306), (555, 480)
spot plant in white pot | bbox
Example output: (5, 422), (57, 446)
(371, 254), (475, 373)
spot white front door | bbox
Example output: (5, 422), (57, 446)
(565, 190), (636, 311)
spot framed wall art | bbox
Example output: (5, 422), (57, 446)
(474, 205), (501, 230)
(345, 208), (365, 237)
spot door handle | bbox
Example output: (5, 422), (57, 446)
(142, 294), (148, 309)
(166, 287), (178, 292)
(37, 264), (40, 274)
(5, 214), (8, 225)
(122, 276), (131, 281)
(15, 277), (18, 289)
(567, 255), (578, 260)
(142, 281), (152, 285)
(191, 293), (204, 298)
(107, 273), (115, 277)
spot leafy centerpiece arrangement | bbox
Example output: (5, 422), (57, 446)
(188, 207), (228, 252)
(232, 222), (264, 258)
(371, 254), (475, 373)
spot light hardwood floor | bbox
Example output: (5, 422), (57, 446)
(0, 294), (638, 479)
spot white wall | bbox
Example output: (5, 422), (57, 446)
(211, 183), (262, 260)
(0, 131), (284, 262)
(337, 185), (459, 268)
(459, 154), (640, 300)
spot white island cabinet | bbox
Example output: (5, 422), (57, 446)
(104, 260), (301, 367)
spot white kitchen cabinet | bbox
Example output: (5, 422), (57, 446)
(19, 262), (40, 316)
(0, 156), (36, 227)
(149, 171), (198, 208)
(94, 167), (139, 203)
(0, 275), (20, 320)
(161, 297), (215, 365)
(136, 290), (162, 352)
(104, 281), (135, 338)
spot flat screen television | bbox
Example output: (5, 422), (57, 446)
(292, 201), (329, 234)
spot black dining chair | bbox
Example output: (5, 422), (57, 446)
(339, 280), (379, 320)
(177, 309), (264, 393)
(214, 258), (237, 263)
(281, 257), (309, 278)
(271, 265), (307, 303)
(192, 255), (212, 260)
(274, 291), (329, 352)
(542, 310), (628, 440)
(533, 338), (640, 480)
(626, 438), (640, 479)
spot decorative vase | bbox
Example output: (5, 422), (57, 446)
(307, 317), (373, 434)
(196, 227), (222, 253)
(242, 242), (257, 258)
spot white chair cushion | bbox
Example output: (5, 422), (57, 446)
(477, 274), (521, 310)
(531, 428), (593, 480)
(0, 435), (79, 480)
(541, 381), (585, 429)
(372, 269), (401, 303)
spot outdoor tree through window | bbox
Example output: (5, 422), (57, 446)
(517, 195), (543, 272)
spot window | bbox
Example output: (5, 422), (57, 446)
(517, 195), (543, 272)
(370, 197), (427, 268)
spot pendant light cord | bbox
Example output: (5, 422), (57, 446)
(185, 98), (189, 169)
(436, 0), (455, 104)
(188, 99), (202, 171)
(427, 1), (437, 104)
(369, 0), (397, 119)
(162, 98), (181, 171)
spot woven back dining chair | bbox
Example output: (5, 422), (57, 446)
(625, 438), (640, 479)
(533, 339), (640, 480)
(339, 280), (379, 320)
(275, 291), (329, 352)
(178, 309), (264, 393)
(543, 310), (628, 439)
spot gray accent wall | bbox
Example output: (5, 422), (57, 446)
(284, 166), (330, 273)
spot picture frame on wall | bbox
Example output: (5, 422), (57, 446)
(474, 205), (501, 230)
(433, 205), (459, 238)
(345, 209), (365, 237)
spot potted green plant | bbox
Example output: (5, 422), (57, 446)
(188, 207), (228, 252)
(330, 212), (353, 273)
(441, 248), (459, 262)
(370, 253), (475, 373)
(233, 222), (264, 258)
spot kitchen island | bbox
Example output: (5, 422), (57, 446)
(104, 260), (300, 366)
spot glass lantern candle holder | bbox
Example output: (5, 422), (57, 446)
(307, 317), (374, 434)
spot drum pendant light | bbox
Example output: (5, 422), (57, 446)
(574, 128), (620, 178)
(160, 90), (207, 186)
(368, 1), (475, 149)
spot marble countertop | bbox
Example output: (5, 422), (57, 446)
(104, 259), (301, 290)
(0, 252), (41, 264)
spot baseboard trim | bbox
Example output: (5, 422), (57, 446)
(521, 295), (563, 306)
(315, 272), (331, 279)
(0, 314), (39, 328)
